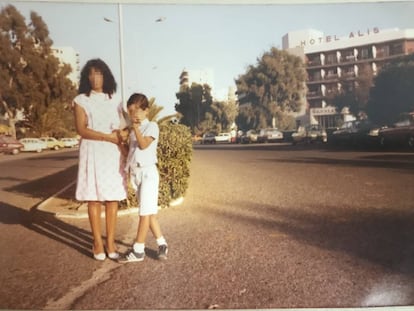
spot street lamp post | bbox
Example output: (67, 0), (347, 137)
(117, 3), (126, 107)
(104, 4), (125, 106)
(104, 11), (165, 110)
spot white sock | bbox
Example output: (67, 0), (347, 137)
(156, 236), (167, 246)
(133, 242), (145, 253)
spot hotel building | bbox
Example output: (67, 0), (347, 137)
(283, 27), (414, 128)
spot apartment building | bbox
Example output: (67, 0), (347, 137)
(283, 27), (414, 128)
(179, 68), (215, 89)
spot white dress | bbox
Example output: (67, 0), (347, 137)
(73, 91), (127, 201)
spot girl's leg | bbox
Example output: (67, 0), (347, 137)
(105, 201), (119, 253)
(88, 201), (103, 254)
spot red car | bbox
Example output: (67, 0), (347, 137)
(0, 135), (24, 155)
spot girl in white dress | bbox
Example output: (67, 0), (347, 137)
(73, 59), (127, 261)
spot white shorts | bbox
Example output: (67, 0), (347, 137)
(130, 164), (159, 216)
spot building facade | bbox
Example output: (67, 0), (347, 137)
(179, 68), (215, 90)
(283, 27), (414, 128)
(52, 46), (80, 86)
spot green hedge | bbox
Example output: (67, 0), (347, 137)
(157, 122), (193, 207)
(123, 122), (193, 209)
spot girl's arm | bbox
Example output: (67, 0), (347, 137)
(74, 103), (119, 144)
(117, 128), (130, 157)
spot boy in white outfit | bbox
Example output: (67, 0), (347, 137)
(119, 93), (168, 262)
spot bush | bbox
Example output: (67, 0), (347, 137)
(122, 122), (193, 209)
(157, 122), (193, 207)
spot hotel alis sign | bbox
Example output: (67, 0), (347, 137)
(300, 27), (380, 47)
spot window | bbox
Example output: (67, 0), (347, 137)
(390, 42), (403, 55)
(376, 45), (390, 58)
(326, 54), (336, 64)
(360, 48), (371, 59)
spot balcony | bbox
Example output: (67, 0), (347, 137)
(325, 73), (338, 81)
(307, 59), (322, 68)
(340, 55), (356, 63)
(307, 90), (323, 99)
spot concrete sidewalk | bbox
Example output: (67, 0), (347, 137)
(36, 180), (139, 219)
(36, 180), (183, 219)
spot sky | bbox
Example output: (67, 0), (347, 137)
(1, 0), (414, 116)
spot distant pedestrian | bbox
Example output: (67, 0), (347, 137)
(119, 93), (168, 263)
(73, 58), (127, 261)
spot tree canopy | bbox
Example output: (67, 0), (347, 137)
(0, 4), (77, 138)
(366, 54), (414, 125)
(235, 47), (306, 130)
(328, 64), (374, 120)
(175, 82), (237, 134)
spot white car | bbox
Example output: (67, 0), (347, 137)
(60, 137), (79, 148)
(19, 138), (47, 152)
(257, 128), (284, 143)
(214, 132), (232, 143)
(40, 137), (65, 150)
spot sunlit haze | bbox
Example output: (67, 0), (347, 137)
(2, 1), (414, 116)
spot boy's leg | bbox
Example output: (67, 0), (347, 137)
(150, 215), (168, 260)
(149, 215), (162, 239)
(136, 215), (150, 244)
(118, 215), (149, 263)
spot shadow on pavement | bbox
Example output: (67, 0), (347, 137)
(194, 142), (414, 153)
(261, 154), (414, 174)
(4, 165), (78, 199)
(202, 201), (414, 277)
(0, 201), (93, 258)
(1, 165), (128, 259)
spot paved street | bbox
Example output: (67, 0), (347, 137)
(1, 144), (414, 309)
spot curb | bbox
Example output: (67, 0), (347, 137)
(55, 205), (140, 219)
(36, 181), (184, 219)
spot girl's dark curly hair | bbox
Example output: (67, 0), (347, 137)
(78, 58), (117, 97)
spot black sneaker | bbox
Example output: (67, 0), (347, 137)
(158, 244), (168, 260)
(118, 249), (145, 263)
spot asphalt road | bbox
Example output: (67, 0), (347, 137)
(1, 143), (414, 310)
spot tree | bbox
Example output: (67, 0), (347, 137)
(367, 54), (414, 125)
(235, 47), (306, 130)
(175, 82), (237, 134)
(328, 64), (374, 119)
(0, 5), (77, 137)
(175, 84), (195, 130)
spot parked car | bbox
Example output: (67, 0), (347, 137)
(240, 129), (259, 144)
(201, 132), (216, 144)
(192, 135), (202, 144)
(0, 135), (24, 155)
(19, 138), (47, 152)
(292, 124), (327, 145)
(215, 132), (232, 143)
(378, 115), (414, 148)
(40, 137), (66, 150)
(257, 128), (284, 143)
(330, 120), (381, 147)
(60, 137), (79, 148)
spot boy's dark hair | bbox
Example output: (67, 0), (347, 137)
(78, 58), (117, 97)
(127, 93), (149, 110)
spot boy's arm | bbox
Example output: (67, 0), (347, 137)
(131, 123), (154, 150)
